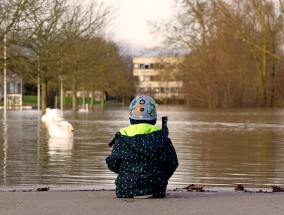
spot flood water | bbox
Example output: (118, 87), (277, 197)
(0, 106), (284, 189)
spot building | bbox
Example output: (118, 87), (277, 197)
(133, 57), (183, 102)
(0, 73), (23, 109)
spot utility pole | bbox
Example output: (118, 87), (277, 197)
(37, 57), (40, 111)
(60, 77), (63, 111)
(3, 29), (7, 118)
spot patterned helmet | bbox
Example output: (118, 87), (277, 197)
(129, 95), (157, 122)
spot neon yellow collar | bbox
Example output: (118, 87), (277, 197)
(120, 124), (161, 137)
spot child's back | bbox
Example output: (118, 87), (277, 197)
(106, 95), (178, 198)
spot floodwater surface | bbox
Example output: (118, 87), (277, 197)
(0, 106), (284, 189)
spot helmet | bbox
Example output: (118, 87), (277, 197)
(129, 95), (157, 125)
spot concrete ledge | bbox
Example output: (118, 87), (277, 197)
(0, 188), (284, 215)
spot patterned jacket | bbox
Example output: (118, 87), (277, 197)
(106, 123), (178, 198)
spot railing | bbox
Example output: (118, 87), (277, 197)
(0, 94), (31, 110)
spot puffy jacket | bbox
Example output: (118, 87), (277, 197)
(106, 123), (179, 198)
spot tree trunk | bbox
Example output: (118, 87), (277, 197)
(72, 74), (77, 111)
(270, 58), (276, 107)
(269, 42), (276, 107)
(41, 79), (47, 113)
(90, 89), (94, 110)
(100, 90), (104, 109)
(122, 97), (126, 106)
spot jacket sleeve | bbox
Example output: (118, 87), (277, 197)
(106, 138), (122, 174)
(163, 138), (179, 180)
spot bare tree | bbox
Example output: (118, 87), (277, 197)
(216, 0), (284, 107)
(154, 0), (284, 108)
(20, 0), (69, 111)
(60, 0), (115, 111)
(0, 0), (35, 42)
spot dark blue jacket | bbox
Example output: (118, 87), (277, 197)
(106, 124), (178, 198)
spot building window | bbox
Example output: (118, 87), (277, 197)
(154, 88), (160, 93)
(17, 83), (21, 94)
(144, 76), (151, 81)
(171, 87), (179, 93)
(138, 76), (153, 82)
(7, 83), (10, 93)
(136, 63), (155, 69)
(144, 64), (155, 69)
(161, 87), (170, 93)
(139, 87), (150, 93)
(139, 64), (145, 69)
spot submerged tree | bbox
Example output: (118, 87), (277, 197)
(8, 0), (119, 111)
(0, 0), (35, 44)
(59, 0), (116, 111)
(0, 0), (36, 76)
(154, 0), (284, 108)
(2, 0), (134, 111)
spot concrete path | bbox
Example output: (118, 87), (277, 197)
(0, 189), (284, 215)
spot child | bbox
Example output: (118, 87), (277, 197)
(106, 95), (178, 198)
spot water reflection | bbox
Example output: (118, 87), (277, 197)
(167, 109), (284, 187)
(0, 108), (284, 188)
(48, 137), (74, 161)
(2, 118), (8, 185)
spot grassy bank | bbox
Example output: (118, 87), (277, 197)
(23, 95), (100, 109)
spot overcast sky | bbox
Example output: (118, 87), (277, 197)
(106, 0), (174, 53)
